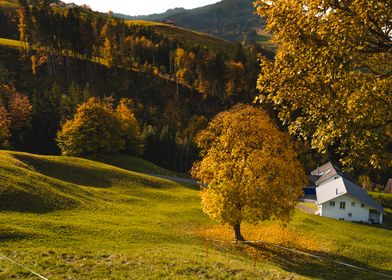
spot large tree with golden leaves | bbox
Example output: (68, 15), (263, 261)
(192, 105), (306, 240)
(254, 0), (392, 170)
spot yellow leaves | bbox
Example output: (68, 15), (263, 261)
(30, 55), (37, 75)
(255, 0), (392, 170)
(192, 223), (334, 253)
(192, 104), (307, 230)
(57, 98), (125, 156)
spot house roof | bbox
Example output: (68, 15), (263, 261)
(310, 162), (341, 186)
(385, 179), (392, 193)
(316, 176), (383, 212)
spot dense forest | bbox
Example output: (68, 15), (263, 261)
(0, 0), (390, 187)
(0, 0), (267, 172)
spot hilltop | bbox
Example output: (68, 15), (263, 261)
(117, 0), (265, 44)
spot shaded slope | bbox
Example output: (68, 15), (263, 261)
(0, 151), (181, 213)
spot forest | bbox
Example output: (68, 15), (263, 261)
(0, 0), (267, 172)
(0, 0), (390, 186)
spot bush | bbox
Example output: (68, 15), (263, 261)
(57, 98), (124, 156)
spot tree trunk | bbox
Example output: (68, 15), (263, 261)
(233, 222), (244, 241)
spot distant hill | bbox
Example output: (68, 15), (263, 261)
(116, 0), (265, 44)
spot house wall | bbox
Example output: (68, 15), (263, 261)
(318, 194), (371, 222)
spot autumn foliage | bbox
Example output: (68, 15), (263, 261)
(254, 0), (392, 170)
(192, 105), (306, 240)
(57, 98), (143, 157)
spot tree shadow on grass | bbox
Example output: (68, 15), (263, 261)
(245, 242), (392, 280)
(0, 228), (33, 242)
(0, 187), (79, 213)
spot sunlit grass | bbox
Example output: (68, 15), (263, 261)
(0, 150), (391, 279)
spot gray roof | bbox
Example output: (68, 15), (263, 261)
(316, 176), (383, 212)
(385, 179), (392, 193)
(311, 162), (340, 186)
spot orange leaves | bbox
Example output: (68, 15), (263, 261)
(192, 104), (307, 237)
(8, 92), (32, 131)
(255, 0), (392, 170)
(57, 97), (143, 157)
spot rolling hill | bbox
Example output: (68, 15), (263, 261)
(117, 0), (265, 44)
(0, 150), (391, 279)
(125, 20), (235, 55)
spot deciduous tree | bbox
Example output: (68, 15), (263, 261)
(0, 106), (10, 148)
(57, 98), (124, 156)
(116, 98), (143, 156)
(254, 0), (392, 170)
(192, 105), (306, 240)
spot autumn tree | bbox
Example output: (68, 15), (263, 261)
(0, 106), (11, 148)
(116, 98), (143, 156)
(17, 0), (31, 50)
(57, 98), (124, 156)
(8, 91), (32, 147)
(254, 0), (392, 171)
(192, 105), (306, 240)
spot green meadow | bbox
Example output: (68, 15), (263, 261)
(0, 151), (391, 279)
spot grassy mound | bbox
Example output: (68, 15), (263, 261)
(96, 154), (183, 178)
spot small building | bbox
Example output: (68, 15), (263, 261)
(162, 20), (176, 26)
(65, 3), (77, 8)
(312, 162), (383, 224)
(385, 179), (392, 194)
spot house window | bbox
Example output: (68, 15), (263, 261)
(330, 201), (335, 207)
(361, 203), (365, 208)
(339, 218), (345, 221)
(351, 202), (356, 207)
(348, 213), (352, 217)
(340, 202), (346, 210)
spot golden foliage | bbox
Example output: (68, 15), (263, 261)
(115, 98), (143, 156)
(57, 98), (124, 156)
(192, 104), (306, 238)
(254, 0), (392, 170)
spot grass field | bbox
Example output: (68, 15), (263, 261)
(0, 150), (391, 279)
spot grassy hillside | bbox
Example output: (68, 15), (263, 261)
(120, 0), (265, 44)
(0, 150), (391, 279)
(126, 20), (235, 55)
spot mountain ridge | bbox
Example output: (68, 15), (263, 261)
(115, 0), (265, 43)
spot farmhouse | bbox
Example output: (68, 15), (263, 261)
(311, 162), (383, 224)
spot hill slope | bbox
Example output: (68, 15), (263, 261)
(118, 0), (265, 43)
(0, 151), (391, 279)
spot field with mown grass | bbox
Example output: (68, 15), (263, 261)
(0, 150), (391, 279)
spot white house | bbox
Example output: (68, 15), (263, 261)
(311, 162), (383, 224)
